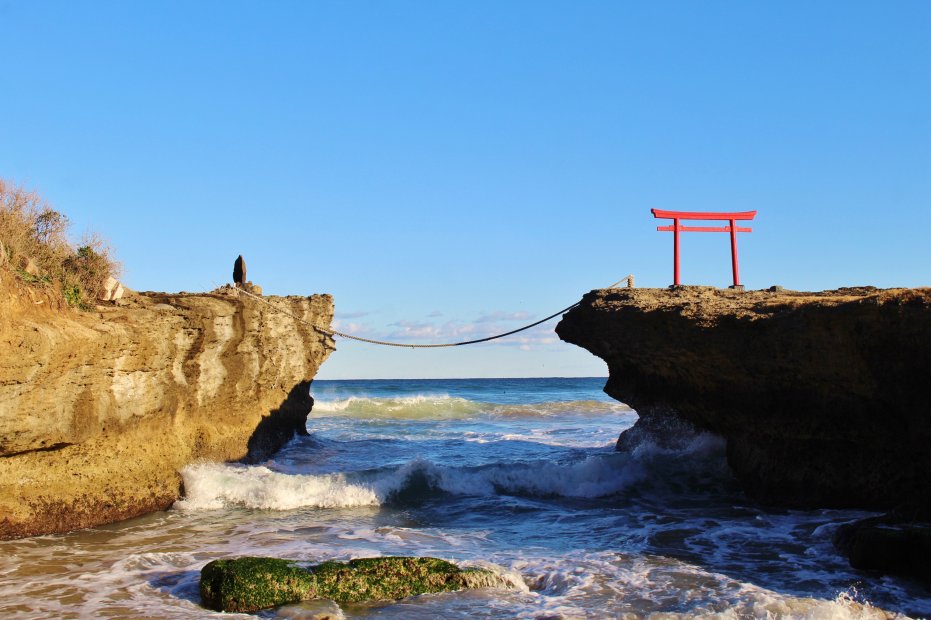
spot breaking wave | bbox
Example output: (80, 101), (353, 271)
(174, 432), (725, 512)
(311, 395), (631, 420)
(311, 395), (484, 419)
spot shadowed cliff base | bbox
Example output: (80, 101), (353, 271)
(245, 381), (314, 463)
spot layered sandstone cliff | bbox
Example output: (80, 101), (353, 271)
(556, 286), (931, 511)
(0, 268), (334, 538)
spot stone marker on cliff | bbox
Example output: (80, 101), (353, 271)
(199, 556), (516, 613)
(232, 254), (263, 295)
(233, 254), (246, 287)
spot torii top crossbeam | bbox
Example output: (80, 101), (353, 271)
(651, 209), (757, 288)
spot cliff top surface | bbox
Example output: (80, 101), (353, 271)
(586, 285), (931, 325)
(1, 265), (329, 323)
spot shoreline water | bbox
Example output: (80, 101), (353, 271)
(2, 378), (927, 618)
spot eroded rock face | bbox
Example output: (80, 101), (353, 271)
(200, 556), (516, 613)
(556, 286), (931, 511)
(0, 270), (334, 538)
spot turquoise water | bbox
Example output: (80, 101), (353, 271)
(0, 377), (928, 618)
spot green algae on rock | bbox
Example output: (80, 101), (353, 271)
(200, 556), (512, 613)
(201, 557), (314, 613)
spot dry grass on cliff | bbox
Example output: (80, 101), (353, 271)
(0, 178), (120, 308)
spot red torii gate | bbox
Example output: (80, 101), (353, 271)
(651, 209), (757, 288)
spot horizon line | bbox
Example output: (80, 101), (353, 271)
(313, 375), (609, 381)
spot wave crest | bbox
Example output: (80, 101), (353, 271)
(174, 464), (381, 511)
(311, 395), (483, 419)
(311, 395), (632, 420)
(175, 434), (726, 512)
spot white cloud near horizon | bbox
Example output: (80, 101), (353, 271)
(475, 310), (534, 323)
(331, 319), (379, 338)
(338, 310), (561, 349)
(336, 311), (371, 319)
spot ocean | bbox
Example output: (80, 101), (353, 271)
(0, 377), (927, 618)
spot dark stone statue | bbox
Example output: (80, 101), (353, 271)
(233, 255), (246, 287)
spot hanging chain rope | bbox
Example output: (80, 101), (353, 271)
(235, 287), (577, 348)
(234, 273), (632, 349)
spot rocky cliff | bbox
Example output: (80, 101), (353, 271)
(0, 268), (334, 538)
(556, 286), (931, 511)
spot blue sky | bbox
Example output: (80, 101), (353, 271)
(2, 1), (929, 379)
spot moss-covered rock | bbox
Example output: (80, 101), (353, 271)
(200, 557), (316, 613)
(200, 556), (511, 613)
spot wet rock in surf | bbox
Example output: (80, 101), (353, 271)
(614, 405), (703, 452)
(200, 556), (513, 613)
(834, 512), (931, 586)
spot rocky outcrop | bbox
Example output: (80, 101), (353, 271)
(0, 268), (334, 538)
(200, 556), (516, 613)
(99, 276), (125, 301)
(556, 286), (931, 511)
(833, 508), (931, 584)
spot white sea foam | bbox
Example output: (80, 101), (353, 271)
(311, 395), (631, 420)
(175, 435), (730, 512)
(692, 586), (907, 620)
(176, 453), (643, 511)
(311, 395), (483, 419)
(174, 463), (382, 510)
(508, 552), (912, 620)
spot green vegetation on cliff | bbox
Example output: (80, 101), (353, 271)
(0, 178), (119, 308)
(200, 556), (510, 613)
